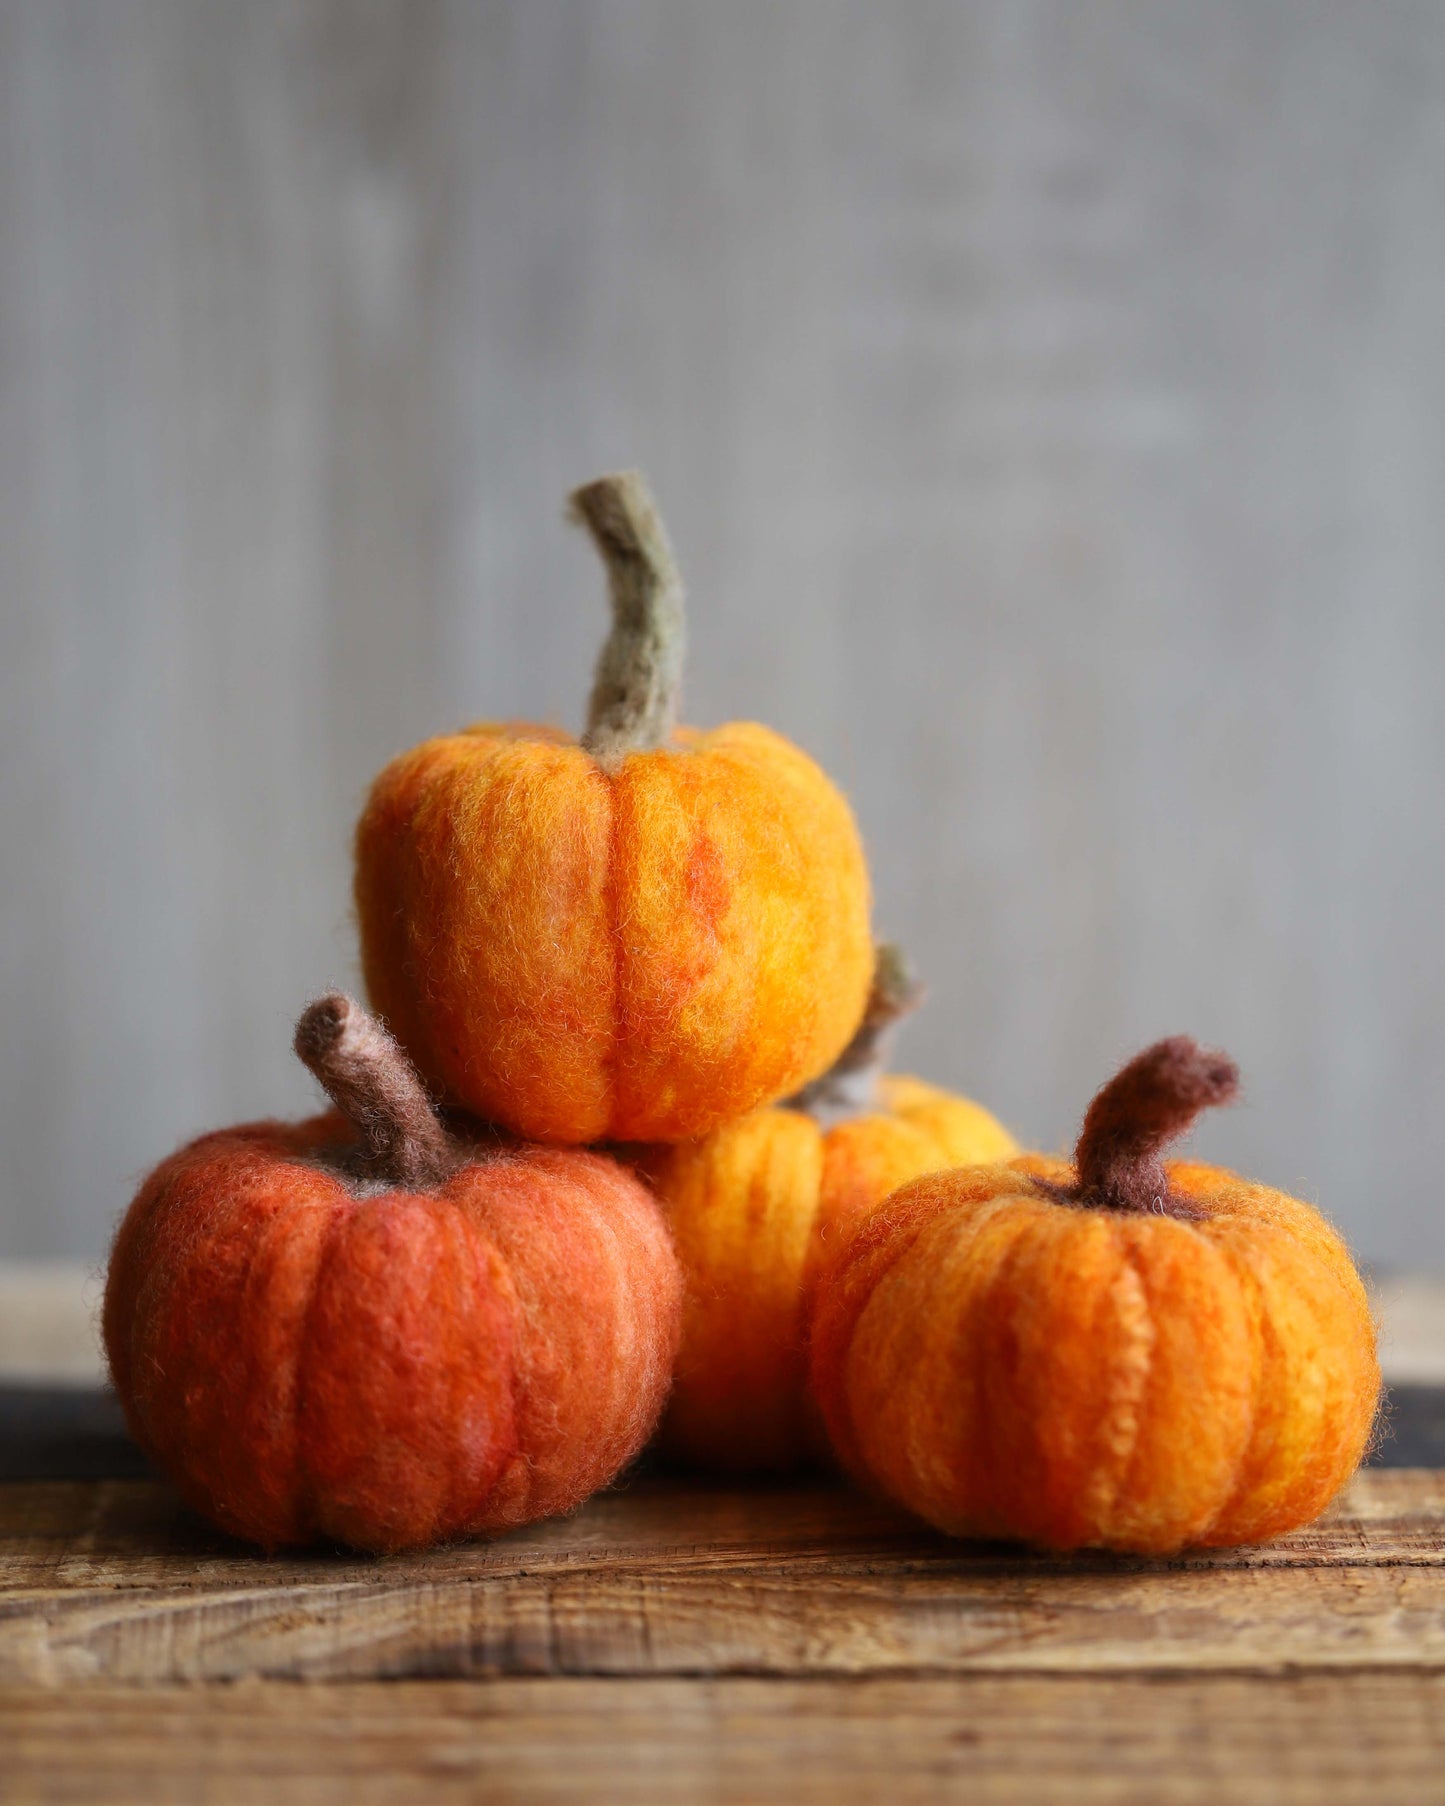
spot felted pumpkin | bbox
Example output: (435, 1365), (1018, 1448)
(645, 946), (1017, 1473)
(354, 470), (873, 1145)
(103, 995), (683, 1553)
(810, 1037), (1379, 1555)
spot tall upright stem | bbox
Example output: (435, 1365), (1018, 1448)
(572, 471), (686, 766)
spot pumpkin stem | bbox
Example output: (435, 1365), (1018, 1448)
(787, 943), (925, 1127)
(1073, 1036), (1239, 1214)
(573, 470), (686, 766)
(293, 994), (458, 1189)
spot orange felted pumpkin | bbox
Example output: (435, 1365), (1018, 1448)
(355, 471), (873, 1145)
(647, 947), (1017, 1473)
(810, 1038), (1379, 1555)
(103, 995), (682, 1553)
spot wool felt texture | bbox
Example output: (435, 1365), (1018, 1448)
(573, 474), (685, 765)
(809, 1038), (1380, 1556)
(102, 995), (683, 1555)
(643, 948), (1018, 1473)
(354, 470), (873, 1146)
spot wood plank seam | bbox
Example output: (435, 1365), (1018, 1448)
(0, 1472), (1439, 1687)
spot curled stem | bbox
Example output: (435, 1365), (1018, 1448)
(1071, 1036), (1239, 1214)
(293, 994), (458, 1189)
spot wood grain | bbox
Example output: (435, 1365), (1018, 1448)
(1, 1471), (1441, 1686)
(3, 1674), (1444, 1805)
(2, 1472), (1441, 1798)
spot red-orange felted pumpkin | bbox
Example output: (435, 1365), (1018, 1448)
(103, 995), (682, 1553)
(810, 1038), (1379, 1554)
(645, 947), (1016, 1473)
(354, 471), (873, 1145)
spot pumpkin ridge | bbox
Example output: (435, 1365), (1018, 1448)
(689, 726), (873, 1091)
(964, 1206), (1035, 1538)
(974, 1200), (1082, 1539)
(217, 1177), (315, 1546)
(1194, 1213), (1378, 1547)
(1194, 1239), (1265, 1543)
(1097, 1235), (1160, 1541)
(827, 1198), (946, 1479)
(1122, 1218), (1256, 1551)
(1069, 1235), (1156, 1545)
(128, 1147), (293, 1543)
(599, 762), (625, 1138)
(488, 1184), (566, 1527)
(440, 1199), (520, 1538)
(291, 1199), (349, 1547)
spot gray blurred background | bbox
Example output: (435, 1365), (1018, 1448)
(3, 1), (1443, 1268)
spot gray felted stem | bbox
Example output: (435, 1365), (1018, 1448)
(787, 944), (925, 1128)
(572, 471), (685, 765)
(293, 994), (458, 1189)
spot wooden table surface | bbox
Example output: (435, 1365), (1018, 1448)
(1, 1277), (1441, 1799)
(2, 1404), (1444, 1804)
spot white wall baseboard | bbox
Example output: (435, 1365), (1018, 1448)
(1, 1262), (1440, 1389)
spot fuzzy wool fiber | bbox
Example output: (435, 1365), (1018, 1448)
(647, 1074), (1017, 1473)
(103, 1115), (683, 1554)
(355, 719), (873, 1144)
(810, 1050), (1380, 1556)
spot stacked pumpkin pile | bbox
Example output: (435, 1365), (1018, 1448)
(104, 473), (1380, 1559)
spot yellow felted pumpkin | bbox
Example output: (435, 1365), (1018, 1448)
(355, 471), (873, 1145)
(642, 948), (1017, 1472)
(810, 1037), (1381, 1554)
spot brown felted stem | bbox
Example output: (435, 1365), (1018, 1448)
(572, 471), (685, 766)
(1064, 1036), (1240, 1216)
(293, 994), (459, 1189)
(788, 943), (925, 1127)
